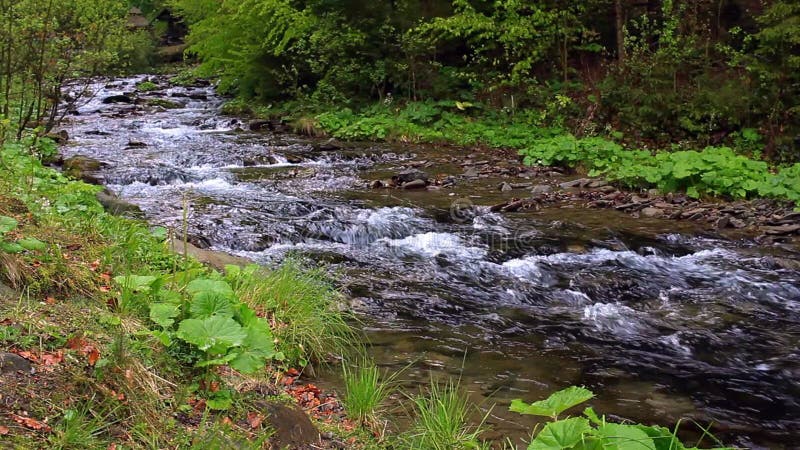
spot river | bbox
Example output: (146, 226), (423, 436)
(59, 76), (800, 449)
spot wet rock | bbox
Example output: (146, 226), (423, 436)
(317, 138), (340, 151)
(761, 224), (800, 235)
(392, 170), (428, 185)
(716, 216), (730, 230)
(531, 184), (552, 195)
(401, 179), (427, 190)
(168, 238), (250, 271)
(285, 155), (303, 164)
(499, 182), (513, 192)
(45, 130), (69, 144)
(641, 207), (665, 218)
(63, 155), (106, 184)
(369, 180), (384, 189)
(248, 120), (271, 131)
(463, 167), (480, 178)
(96, 190), (143, 218)
(559, 178), (590, 189)
(729, 217), (747, 229)
(587, 179), (608, 189)
(763, 256), (800, 271)
(145, 98), (182, 109)
(258, 400), (320, 449)
(102, 94), (134, 104)
(0, 352), (33, 375)
(126, 141), (148, 148)
(187, 92), (208, 100)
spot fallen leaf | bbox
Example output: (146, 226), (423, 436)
(0, 426), (9, 435)
(87, 347), (100, 366)
(45, 296), (57, 305)
(66, 336), (88, 350)
(41, 351), (63, 366)
(100, 272), (111, 281)
(99, 286), (111, 293)
(107, 444), (117, 450)
(221, 417), (233, 427)
(246, 412), (263, 429)
(16, 351), (38, 363)
(10, 414), (52, 432)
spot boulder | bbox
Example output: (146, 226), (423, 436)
(317, 138), (340, 151)
(168, 238), (250, 271)
(96, 190), (143, 218)
(392, 170), (428, 185)
(258, 401), (320, 449)
(401, 179), (427, 190)
(640, 207), (665, 218)
(63, 156), (105, 184)
(45, 130), (69, 144)
(531, 184), (553, 195)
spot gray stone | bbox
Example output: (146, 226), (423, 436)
(168, 239), (251, 270)
(463, 167), (480, 178)
(63, 156), (105, 184)
(587, 179), (608, 189)
(499, 182), (513, 192)
(393, 170), (428, 184)
(0, 352), (33, 375)
(96, 190), (143, 218)
(258, 401), (320, 449)
(640, 207), (665, 218)
(401, 179), (427, 190)
(531, 184), (553, 195)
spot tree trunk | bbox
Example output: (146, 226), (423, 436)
(616, 0), (626, 63)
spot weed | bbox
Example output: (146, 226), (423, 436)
(341, 358), (398, 433)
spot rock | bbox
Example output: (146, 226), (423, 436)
(763, 256), (800, 271)
(369, 180), (384, 189)
(102, 94), (134, 104)
(0, 352), (33, 375)
(463, 167), (480, 178)
(126, 141), (148, 148)
(45, 130), (69, 144)
(401, 179), (427, 190)
(187, 92), (208, 100)
(248, 120), (271, 131)
(729, 217), (747, 228)
(145, 98), (182, 109)
(760, 224), (800, 235)
(285, 155), (303, 164)
(499, 182), (513, 192)
(168, 238), (250, 271)
(559, 178), (589, 189)
(0, 281), (18, 300)
(531, 184), (552, 195)
(510, 183), (532, 189)
(587, 179), (608, 189)
(715, 216), (730, 230)
(258, 401), (320, 449)
(392, 170), (428, 184)
(317, 138), (340, 151)
(63, 155), (105, 184)
(96, 190), (143, 218)
(640, 207), (665, 218)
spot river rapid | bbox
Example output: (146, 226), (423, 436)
(59, 76), (800, 449)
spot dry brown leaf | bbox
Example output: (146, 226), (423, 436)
(0, 425), (9, 435)
(10, 414), (52, 432)
(246, 412), (264, 429)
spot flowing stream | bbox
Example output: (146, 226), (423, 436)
(60, 76), (800, 448)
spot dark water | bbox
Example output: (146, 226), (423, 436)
(60, 76), (800, 449)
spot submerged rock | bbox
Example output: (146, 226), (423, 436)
(96, 189), (143, 218)
(102, 94), (134, 104)
(392, 169), (428, 185)
(63, 155), (106, 184)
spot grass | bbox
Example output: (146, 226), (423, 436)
(229, 260), (357, 367)
(341, 358), (398, 434)
(402, 378), (489, 450)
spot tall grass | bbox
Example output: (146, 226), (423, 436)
(402, 378), (489, 450)
(228, 259), (356, 366)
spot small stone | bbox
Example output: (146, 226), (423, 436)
(641, 207), (664, 218)
(761, 224), (800, 235)
(463, 167), (480, 178)
(369, 180), (384, 189)
(715, 216), (730, 230)
(729, 218), (747, 229)
(499, 182), (513, 192)
(531, 184), (552, 195)
(401, 179), (427, 190)
(587, 179), (608, 189)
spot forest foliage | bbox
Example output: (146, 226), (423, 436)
(169, 0), (800, 162)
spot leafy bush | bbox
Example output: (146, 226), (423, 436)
(512, 386), (730, 450)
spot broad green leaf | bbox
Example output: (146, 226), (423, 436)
(0, 242), (24, 254)
(114, 275), (158, 293)
(686, 186), (700, 199)
(177, 316), (246, 354)
(511, 386), (595, 418)
(229, 320), (276, 373)
(595, 423), (656, 450)
(185, 278), (234, 299)
(0, 216), (18, 234)
(150, 303), (181, 328)
(149, 330), (173, 346)
(529, 417), (592, 450)
(17, 238), (46, 251)
(206, 392), (233, 410)
(189, 291), (234, 319)
(150, 226), (168, 241)
(195, 352), (237, 368)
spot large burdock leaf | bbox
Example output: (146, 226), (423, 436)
(529, 417), (591, 450)
(18, 238), (46, 251)
(0, 216), (17, 234)
(185, 278), (234, 299)
(595, 423), (656, 450)
(229, 319), (277, 373)
(189, 291), (234, 319)
(177, 316), (246, 354)
(114, 275), (158, 293)
(150, 303), (180, 328)
(511, 386), (595, 418)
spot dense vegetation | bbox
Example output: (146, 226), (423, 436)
(170, 0), (800, 163)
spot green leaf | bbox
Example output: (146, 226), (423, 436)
(114, 275), (158, 293)
(185, 278), (234, 299)
(529, 417), (592, 450)
(511, 386), (595, 418)
(206, 390), (233, 410)
(0, 242), (24, 254)
(595, 423), (656, 450)
(0, 216), (18, 234)
(177, 316), (246, 354)
(149, 330), (173, 346)
(150, 226), (168, 241)
(17, 238), (46, 251)
(189, 291), (234, 319)
(229, 320), (276, 373)
(196, 352), (238, 368)
(150, 303), (181, 328)
(686, 186), (700, 199)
